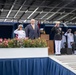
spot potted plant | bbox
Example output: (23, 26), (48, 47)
(0, 38), (48, 58)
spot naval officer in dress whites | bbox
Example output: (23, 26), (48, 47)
(65, 29), (74, 48)
(61, 31), (66, 48)
(14, 24), (26, 39)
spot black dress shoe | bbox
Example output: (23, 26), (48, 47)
(55, 54), (61, 56)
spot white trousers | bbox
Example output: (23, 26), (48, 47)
(55, 40), (61, 54)
(61, 41), (65, 48)
(68, 41), (72, 48)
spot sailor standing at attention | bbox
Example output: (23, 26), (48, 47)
(14, 24), (26, 39)
(65, 29), (74, 48)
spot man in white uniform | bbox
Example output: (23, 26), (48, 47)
(65, 29), (74, 48)
(61, 32), (66, 48)
(14, 24), (26, 39)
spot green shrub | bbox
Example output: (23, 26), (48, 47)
(0, 38), (47, 48)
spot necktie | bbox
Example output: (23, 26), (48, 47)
(32, 25), (35, 29)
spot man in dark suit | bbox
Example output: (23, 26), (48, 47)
(25, 19), (40, 39)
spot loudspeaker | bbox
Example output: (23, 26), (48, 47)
(61, 48), (66, 54)
(61, 48), (72, 54)
(66, 48), (72, 54)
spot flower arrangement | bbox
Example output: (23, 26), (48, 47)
(0, 38), (47, 48)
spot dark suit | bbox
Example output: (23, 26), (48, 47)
(25, 24), (40, 39)
(51, 27), (62, 40)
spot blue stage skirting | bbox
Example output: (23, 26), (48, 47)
(0, 57), (75, 75)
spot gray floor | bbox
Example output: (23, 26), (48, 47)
(49, 55), (76, 74)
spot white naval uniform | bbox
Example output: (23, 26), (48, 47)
(61, 35), (66, 48)
(14, 29), (26, 39)
(65, 32), (74, 48)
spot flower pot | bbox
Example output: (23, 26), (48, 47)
(0, 48), (48, 58)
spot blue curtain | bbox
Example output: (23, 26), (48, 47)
(0, 25), (13, 39)
(48, 58), (76, 75)
(0, 22), (17, 39)
(0, 57), (75, 75)
(0, 58), (50, 75)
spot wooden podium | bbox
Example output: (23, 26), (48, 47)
(40, 34), (54, 55)
(40, 34), (49, 40)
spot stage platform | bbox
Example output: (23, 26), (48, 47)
(49, 55), (76, 74)
(0, 48), (76, 75)
(0, 54), (76, 75)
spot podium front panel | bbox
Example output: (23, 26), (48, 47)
(40, 34), (49, 40)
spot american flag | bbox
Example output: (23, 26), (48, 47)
(37, 21), (41, 28)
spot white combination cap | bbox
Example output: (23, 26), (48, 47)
(40, 28), (44, 30)
(54, 21), (60, 24)
(18, 24), (23, 27)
